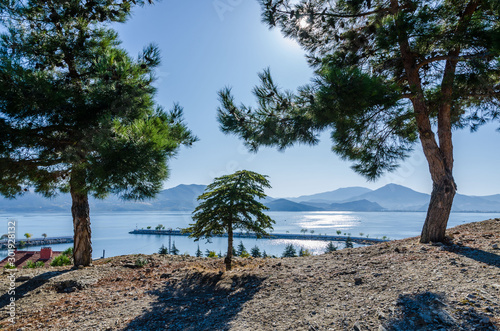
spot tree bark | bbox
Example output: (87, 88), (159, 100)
(71, 185), (92, 267)
(225, 220), (233, 271)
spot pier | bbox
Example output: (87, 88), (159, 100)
(129, 229), (388, 245)
(0, 236), (73, 249)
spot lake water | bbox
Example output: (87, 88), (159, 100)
(1, 211), (498, 259)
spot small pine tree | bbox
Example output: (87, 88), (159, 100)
(282, 244), (297, 258)
(195, 245), (202, 257)
(236, 241), (247, 257)
(170, 242), (179, 255)
(250, 245), (262, 258)
(158, 244), (168, 255)
(345, 236), (354, 249)
(325, 242), (337, 253)
(262, 250), (268, 258)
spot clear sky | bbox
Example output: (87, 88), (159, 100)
(113, 0), (500, 198)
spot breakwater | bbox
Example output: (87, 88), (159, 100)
(129, 229), (388, 245)
(0, 236), (73, 249)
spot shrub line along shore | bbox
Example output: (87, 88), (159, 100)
(129, 229), (388, 245)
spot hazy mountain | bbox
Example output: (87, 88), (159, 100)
(343, 184), (431, 210)
(0, 183), (498, 213)
(266, 199), (322, 212)
(289, 187), (373, 203)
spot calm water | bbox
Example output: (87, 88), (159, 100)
(1, 211), (498, 259)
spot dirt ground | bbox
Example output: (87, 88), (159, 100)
(1, 218), (499, 330)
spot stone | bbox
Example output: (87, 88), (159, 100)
(354, 278), (363, 286)
(15, 275), (32, 282)
(492, 244), (499, 250)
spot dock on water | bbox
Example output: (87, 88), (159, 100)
(129, 229), (388, 245)
(0, 236), (73, 249)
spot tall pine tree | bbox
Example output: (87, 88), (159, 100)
(0, 0), (196, 266)
(218, 0), (500, 243)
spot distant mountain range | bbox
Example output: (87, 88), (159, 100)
(0, 183), (499, 213)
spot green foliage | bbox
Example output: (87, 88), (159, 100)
(299, 248), (311, 257)
(24, 260), (44, 269)
(50, 254), (71, 267)
(183, 170), (274, 270)
(250, 245), (262, 258)
(62, 247), (73, 257)
(325, 242), (338, 253)
(195, 245), (202, 258)
(158, 244), (168, 255)
(262, 250), (268, 258)
(155, 224), (165, 231)
(170, 242), (179, 255)
(236, 241), (247, 257)
(205, 250), (218, 258)
(218, 0), (500, 180)
(282, 244), (297, 258)
(0, 0), (197, 200)
(24, 233), (32, 240)
(41, 233), (47, 239)
(4, 262), (15, 269)
(345, 236), (354, 249)
(147, 226), (152, 230)
(19, 241), (26, 247)
(134, 257), (148, 268)
(336, 230), (342, 235)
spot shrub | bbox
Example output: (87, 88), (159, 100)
(195, 245), (202, 257)
(24, 261), (36, 269)
(147, 226), (151, 229)
(4, 262), (16, 269)
(19, 240), (26, 247)
(282, 244), (297, 257)
(250, 245), (262, 258)
(50, 254), (71, 267)
(158, 244), (168, 255)
(299, 248), (312, 257)
(336, 230), (342, 235)
(325, 241), (337, 253)
(206, 250), (217, 258)
(134, 257), (148, 267)
(35, 261), (45, 268)
(62, 247), (73, 257)
(344, 236), (354, 249)
(240, 251), (251, 258)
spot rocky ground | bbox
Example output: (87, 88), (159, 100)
(0, 218), (499, 331)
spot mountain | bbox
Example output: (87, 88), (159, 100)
(328, 199), (385, 212)
(289, 187), (373, 203)
(266, 199), (322, 212)
(0, 183), (498, 213)
(343, 184), (431, 211)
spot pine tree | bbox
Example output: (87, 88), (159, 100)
(282, 244), (297, 258)
(345, 236), (354, 249)
(0, 0), (196, 266)
(195, 245), (202, 258)
(262, 250), (268, 258)
(250, 245), (262, 258)
(236, 241), (247, 257)
(217, 0), (500, 243)
(183, 170), (274, 271)
(158, 244), (168, 255)
(170, 242), (179, 255)
(325, 242), (337, 253)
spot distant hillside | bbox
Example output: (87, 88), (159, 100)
(289, 187), (373, 203)
(1, 183), (498, 213)
(266, 199), (322, 212)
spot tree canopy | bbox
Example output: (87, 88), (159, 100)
(0, 0), (196, 265)
(218, 0), (500, 242)
(183, 170), (274, 270)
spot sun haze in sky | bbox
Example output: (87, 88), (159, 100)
(113, 1), (500, 198)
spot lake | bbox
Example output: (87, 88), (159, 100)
(1, 211), (498, 259)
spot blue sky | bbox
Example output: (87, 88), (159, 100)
(113, 0), (500, 198)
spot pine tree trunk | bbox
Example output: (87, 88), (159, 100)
(225, 221), (233, 271)
(420, 173), (456, 243)
(71, 187), (92, 267)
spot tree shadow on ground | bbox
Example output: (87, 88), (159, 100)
(124, 271), (266, 331)
(0, 269), (71, 309)
(453, 245), (500, 268)
(384, 292), (497, 331)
